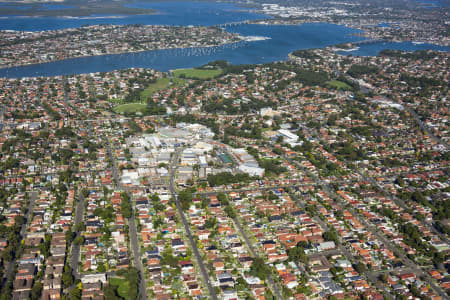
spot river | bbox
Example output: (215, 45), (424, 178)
(0, 1), (448, 78)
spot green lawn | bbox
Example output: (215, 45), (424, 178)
(140, 77), (187, 100)
(109, 277), (130, 299)
(108, 98), (123, 104)
(113, 103), (147, 114)
(172, 68), (222, 79)
(172, 77), (187, 87)
(115, 75), (187, 114)
(140, 77), (171, 100)
(327, 80), (352, 91)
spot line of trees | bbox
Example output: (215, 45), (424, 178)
(120, 192), (132, 218)
(42, 101), (61, 120)
(207, 172), (252, 187)
(346, 64), (379, 78)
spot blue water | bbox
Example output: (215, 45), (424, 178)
(0, 1), (448, 78)
(39, 4), (76, 11)
(0, 3), (32, 10)
(0, 23), (364, 78)
(416, 0), (445, 8)
(338, 41), (450, 56)
(0, 1), (267, 31)
(0, 2), (74, 11)
(378, 22), (391, 28)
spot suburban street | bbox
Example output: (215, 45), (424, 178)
(283, 116), (449, 299)
(0, 7), (448, 299)
(336, 67), (448, 150)
(292, 155), (448, 299)
(105, 137), (148, 300)
(281, 139), (437, 299)
(1, 191), (37, 286)
(289, 191), (395, 300)
(357, 171), (449, 244)
(70, 191), (85, 280)
(168, 145), (285, 299)
(197, 183), (311, 197)
(298, 110), (450, 247)
(168, 147), (219, 300)
(231, 216), (285, 300)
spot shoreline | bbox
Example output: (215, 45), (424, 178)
(0, 23), (255, 69)
(247, 18), (450, 48)
(0, 4), (157, 17)
(0, 37), (252, 70)
(3, 36), (448, 74)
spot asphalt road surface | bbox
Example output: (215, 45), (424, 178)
(169, 148), (218, 300)
(106, 137), (148, 300)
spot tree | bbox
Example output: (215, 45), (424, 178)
(395, 177), (405, 187)
(411, 191), (425, 203)
(217, 192), (228, 205)
(379, 273), (388, 283)
(410, 284), (421, 298)
(327, 114), (337, 126)
(224, 205), (236, 219)
(62, 265), (73, 288)
(124, 268), (139, 300)
(30, 282), (43, 300)
(204, 217), (217, 229)
(74, 222), (84, 232)
(39, 234), (51, 258)
(250, 257), (270, 280)
(73, 236), (84, 246)
(161, 249), (179, 268)
(323, 229), (339, 244)
(178, 190), (193, 211)
(104, 285), (122, 300)
(265, 289), (274, 299)
(70, 287), (81, 300)
(347, 64), (379, 78)
(354, 262), (367, 274)
(153, 217), (164, 229)
(1, 247), (13, 261)
(65, 230), (75, 245)
(81, 188), (89, 198)
(287, 243), (307, 264)
(97, 262), (106, 272)
(120, 192), (132, 218)
(432, 252), (445, 266)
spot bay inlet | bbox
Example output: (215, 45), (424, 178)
(0, 1), (448, 78)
